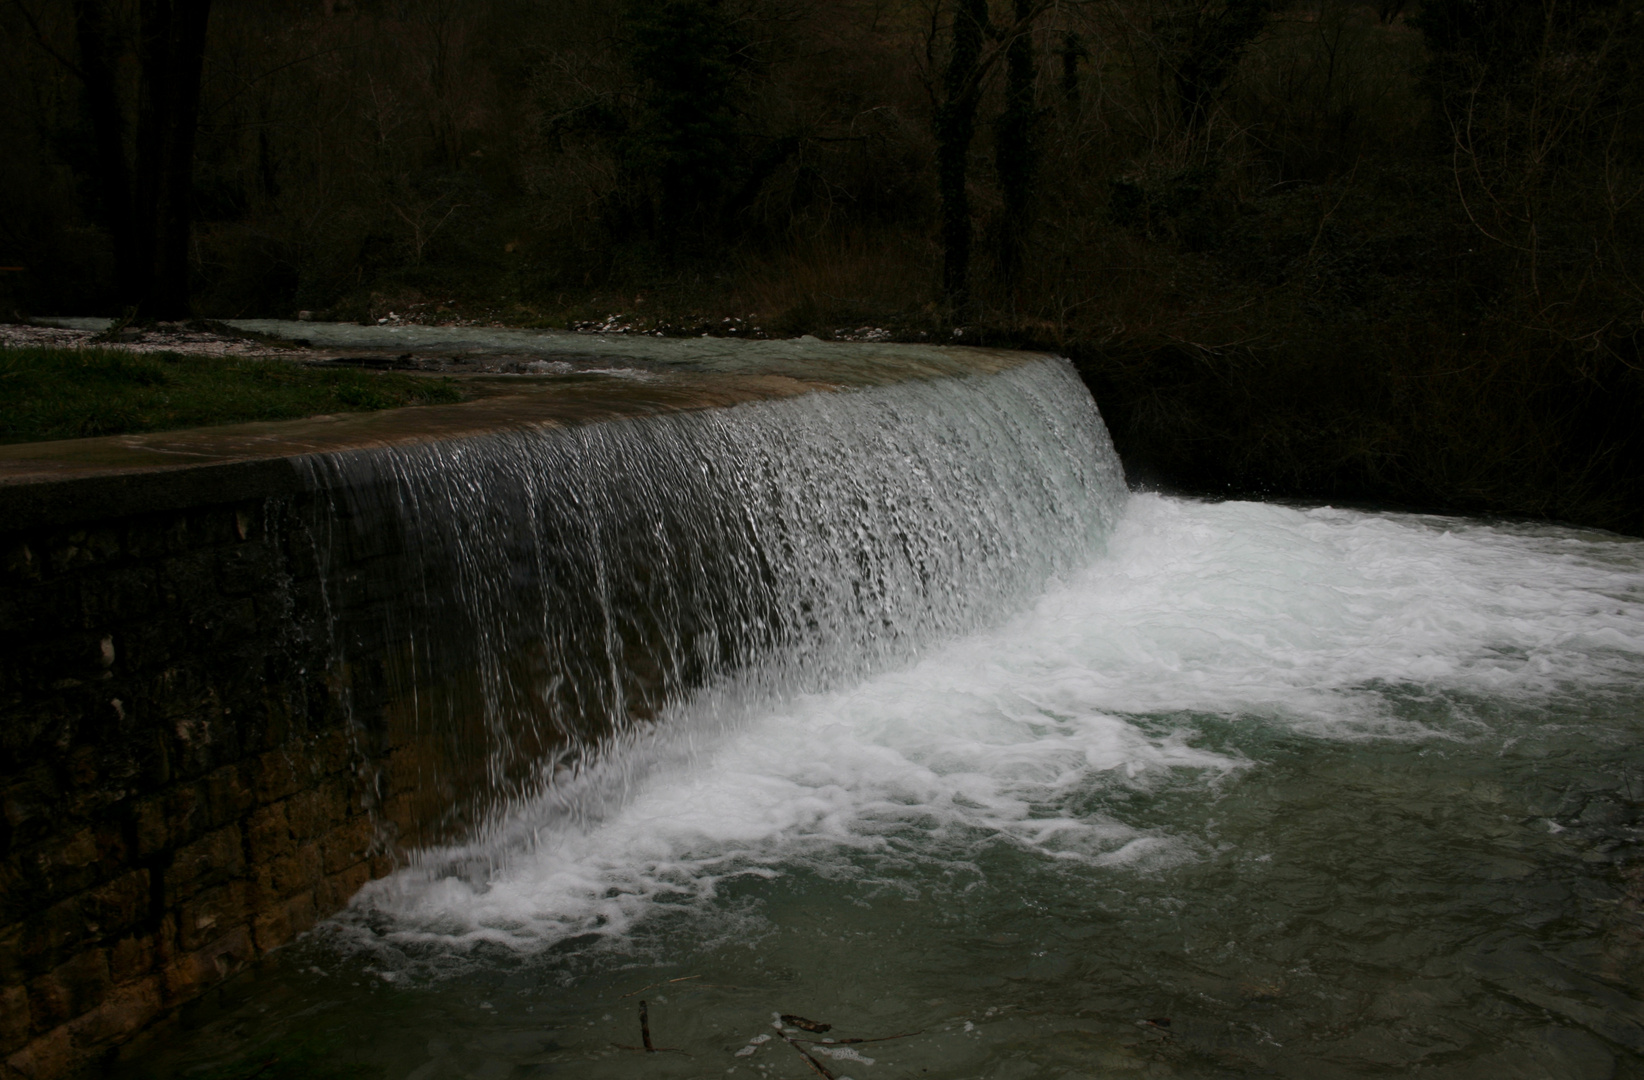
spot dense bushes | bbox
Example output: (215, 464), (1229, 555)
(1, 1), (1640, 531)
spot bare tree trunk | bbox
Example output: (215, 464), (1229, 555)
(71, 0), (211, 318)
(1059, 30), (1084, 107)
(994, 0), (1038, 292)
(936, 0), (988, 316)
(72, 0), (136, 302)
(136, 0), (212, 317)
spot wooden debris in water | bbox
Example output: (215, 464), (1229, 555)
(611, 999), (690, 1056)
(780, 1014), (832, 1033)
(620, 974), (704, 999)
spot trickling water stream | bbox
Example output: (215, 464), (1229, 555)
(302, 356), (1123, 842)
(118, 355), (1644, 1080)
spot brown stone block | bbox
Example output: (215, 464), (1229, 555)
(249, 908), (291, 955)
(160, 926), (251, 1006)
(165, 702), (226, 781)
(7, 831), (102, 914)
(314, 731), (353, 774)
(380, 792), (415, 835)
(281, 789), (323, 842)
(80, 870), (149, 943)
(0, 985), (29, 1055)
(3, 581), (82, 647)
(131, 783), (207, 860)
(244, 870), (277, 911)
(217, 543), (274, 597)
(286, 783), (348, 842)
(1, 767), (60, 855)
(123, 512), (187, 559)
(139, 727), (170, 788)
(201, 764), (254, 827)
(315, 862), (370, 919)
(318, 775), (352, 826)
(249, 839), (322, 909)
(150, 915), (178, 968)
(12, 892), (102, 981)
(174, 882), (249, 954)
(63, 744), (145, 821)
(91, 819), (130, 873)
(385, 745), (425, 796)
(82, 566), (160, 625)
(4, 1023), (70, 1080)
(247, 696), (285, 753)
(157, 550), (219, 613)
(251, 890), (317, 955)
(210, 596), (259, 648)
(26, 949), (110, 1033)
(241, 803), (292, 865)
(0, 925), (24, 985)
(105, 935), (155, 984)
(1, 538), (42, 584)
(47, 528), (118, 576)
(270, 844), (324, 899)
(46, 831), (97, 877)
(65, 974), (160, 1051)
(191, 508), (241, 548)
(282, 890), (317, 938)
(162, 825), (245, 906)
(243, 874), (276, 913)
(125, 787), (168, 861)
(318, 816), (374, 876)
(251, 751), (302, 802)
(0, 694), (72, 769)
(0, 859), (31, 931)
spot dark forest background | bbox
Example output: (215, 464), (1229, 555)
(2, 0), (1642, 533)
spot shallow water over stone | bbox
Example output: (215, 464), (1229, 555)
(117, 494), (1644, 1080)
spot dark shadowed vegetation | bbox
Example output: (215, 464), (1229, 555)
(0, 347), (463, 442)
(1, 0), (1641, 530)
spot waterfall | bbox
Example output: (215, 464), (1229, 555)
(108, 343), (1644, 1078)
(300, 356), (1126, 847)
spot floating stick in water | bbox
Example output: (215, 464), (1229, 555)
(780, 1014), (832, 1033)
(611, 1000), (691, 1056)
(620, 974), (704, 999)
(795, 1031), (923, 1046)
(781, 1034), (837, 1079)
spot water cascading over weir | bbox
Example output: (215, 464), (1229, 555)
(0, 333), (1126, 1076)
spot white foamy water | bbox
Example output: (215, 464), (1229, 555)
(340, 495), (1644, 957)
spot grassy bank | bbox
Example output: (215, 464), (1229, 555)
(0, 348), (465, 444)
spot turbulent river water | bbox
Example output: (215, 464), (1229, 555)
(118, 356), (1644, 1080)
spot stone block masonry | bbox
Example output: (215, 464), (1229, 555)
(0, 486), (418, 1080)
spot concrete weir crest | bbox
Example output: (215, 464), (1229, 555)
(0, 329), (1126, 1077)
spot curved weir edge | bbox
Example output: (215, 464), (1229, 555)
(0, 345), (1124, 1078)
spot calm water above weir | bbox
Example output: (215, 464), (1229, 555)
(112, 352), (1644, 1080)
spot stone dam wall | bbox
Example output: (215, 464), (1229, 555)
(0, 338), (1044, 1078)
(0, 471), (439, 1080)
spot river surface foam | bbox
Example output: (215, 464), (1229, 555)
(336, 494), (1644, 965)
(117, 493), (1644, 1080)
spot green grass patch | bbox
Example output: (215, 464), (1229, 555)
(0, 347), (466, 444)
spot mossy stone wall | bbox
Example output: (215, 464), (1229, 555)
(0, 475), (443, 1080)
